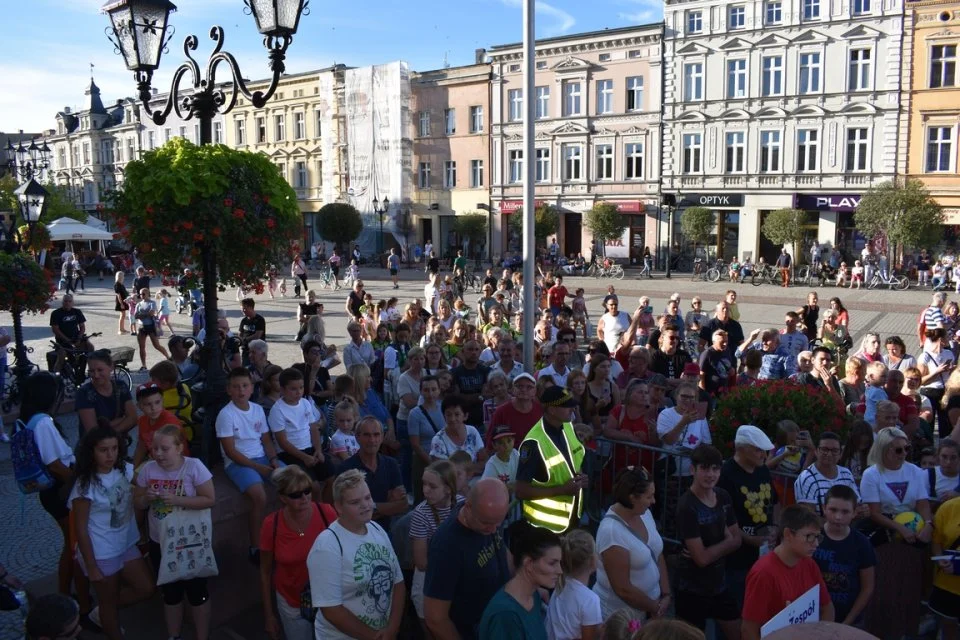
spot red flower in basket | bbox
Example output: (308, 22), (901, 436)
(212, 227), (222, 237)
(266, 218), (276, 229)
(233, 208), (245, 219)
(224, 198), (233, 208)
(182, 221), (194, 230)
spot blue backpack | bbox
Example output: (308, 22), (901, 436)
(11, 414), (56, 494)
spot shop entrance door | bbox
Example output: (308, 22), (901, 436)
(564, 213), (582, 258)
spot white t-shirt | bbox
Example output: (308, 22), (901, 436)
(860, 462), (930, 515)
(934, 466), (960, 499)
(268, 398), (320, 451)
(135, 299), (157, 327)
(215, 401), (268, 465)
(794, 464), (860, 514)
(135, 457), (213, 542)
(69, 463), (139, 561)
(424, 284), (439, 314)
(600, 311), (631, 353)
(546, 577), (603, 640)
(429, 425), (484, 461)
(594, 508), (663, 620)
(32, 414), (75, 468)
(537, 364), (570, 388)
(655, 408), (712, 476)
(482, 449), (520, 486)
(308, 520), (404, 639)
(395, 372), (421, 421)
(330, 430), (360, 457)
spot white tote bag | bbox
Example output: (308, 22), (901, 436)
(156, 468), (218, 585)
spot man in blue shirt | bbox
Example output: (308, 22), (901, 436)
(338, 416), (407, 529)
(735, 328), (791, 380)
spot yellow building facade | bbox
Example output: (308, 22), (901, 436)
(905, 1), (960, 232)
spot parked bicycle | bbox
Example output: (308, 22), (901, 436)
(751, 262), (783, 286)
(47, 333), (133, 398)
(796, 263), (838, 287)
(705, 258), (730, 283)
(867, 269), (910, 291)
(690, 257), (707, 281)
(592, 259), (625, 280)
(316, 265), (340, 290)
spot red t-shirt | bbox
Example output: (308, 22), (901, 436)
(607, 404), (654, 471)
(138, 410), (188, 456)
(742, 551), (831, 627)
(548, 285), (569, 309)
(259, 503), (338, 607)
(855, 391), (918, 424)
(485, 400), (543, 449)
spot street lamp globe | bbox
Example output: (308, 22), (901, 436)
(14, 179), (47, 224)
(244, 0), (308, 37)
(102, 0), (178, 72)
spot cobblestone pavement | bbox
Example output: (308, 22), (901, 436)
(0, 265), (944, 638)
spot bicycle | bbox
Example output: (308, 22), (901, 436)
(751, 263), (783, 286)
(867, 270), (909, 291)
(316, 266), (336, 290)
(48, 333), (133, 398)
(705, 258), (729, 283)
(690, 257), (706, 281)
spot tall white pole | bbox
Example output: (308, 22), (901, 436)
(522, 0), (536, 372)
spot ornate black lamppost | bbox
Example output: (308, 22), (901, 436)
(102, 0), (308, 460)
(4, 131), (51, 183)
(372, 196), (390, 256)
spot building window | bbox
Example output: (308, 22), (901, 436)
(563, 81), (582, 116)
(797, 129), (819, 172)
(599, 53), (611, 62)
(803, 0), (820, 19)
(765, 1), (782, 24)
(214, 122), (223, 143)
(563, 144), (582, 181)
(294, 112), (305, 139)
(536, 61), (547, 70)
(762, 55), (783, 96)
(729, 5), (746, 28)
(596, 144), (613, 180)
(419, 111), (431, 137)
(194, 124), (200, 143)
(256, 117), (266, 143)
(444, 160), (457, 187)
(509, 89), (524, 121)
(315, 111), (322, 137)
(536, 86), (550, 119)
(72, 144), (80, 166)
(316, 160), (323, 186)
(58, 148), (66, 168)
(294, 161), (308, 189)
(179, 126), (187, 139)
(418, 162), (431, 188)
(235, 120), (246, 145)
(727, 59), (747, 99)
(852, 0), (870, 14)
(276, 162), (286, 179)
(274, 114), (285, 141)
(596, 79), (613, 115)
(725, 131), (746, 173)
(470, 106), (483, 133)
(509, 63), (521, 72)
(627, 76), (644, 111)
(535, 148), (551, 182)
(927, 127), (953, 172)
(682, 133), (702, 173)
(83, 143), (90, 164)
(147, 132), (155, 150)
(509, 150), (523, 183)
(444, 108), (456, 135)
(846, 128), (869, 171)
(760, 131), (782, 172)
(684, 63), (704, 101)
(625, 143), (644, 179)
(930, 45), (957, 88)
(629, 50), (642, 58)
(687, 10), (703, 33)
(127, 138), (136, 161)
(849, 49), (872, 91)
(471, 160), (484, 187)
(799, 52), (822, 94)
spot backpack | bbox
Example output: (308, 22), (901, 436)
(11, 414), (56, 494)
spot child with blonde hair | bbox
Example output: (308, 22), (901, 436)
(329, 400), (360, 460)
(155, 289), (174, 336)
(851, 260), (864, 289)
(546, 529), (603, 640)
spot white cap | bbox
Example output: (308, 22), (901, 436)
(513, 372), (536, 386)
(734, 425), (775, 451)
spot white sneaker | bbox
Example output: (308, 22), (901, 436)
(89, 606), (125, 634)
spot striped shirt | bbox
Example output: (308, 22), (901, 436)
(924, 305), (947, 329)
(794, 464), (860, 515)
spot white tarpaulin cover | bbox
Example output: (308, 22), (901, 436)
(46, 217), (115, 242)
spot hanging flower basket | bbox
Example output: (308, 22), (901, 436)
(0, 252), (55, 314)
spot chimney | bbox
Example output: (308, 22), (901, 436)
(475, 48), (487, 64)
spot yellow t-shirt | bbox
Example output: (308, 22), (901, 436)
(934, 496), (960, 596)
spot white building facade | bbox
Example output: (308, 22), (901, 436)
(489, 25), (664, 263)
(662, 0), (902, 264)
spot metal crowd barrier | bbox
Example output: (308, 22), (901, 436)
(586, 438), (799, 546)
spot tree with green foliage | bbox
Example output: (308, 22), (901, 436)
(509, 204), (560, 247)
(762, 208), (807, 259)
(39, 183), (86, 224)
(855, 178), (944, 253)
(316, 202), (363, 251)
(0, 175), (16, 213)
(584, 202), (629, 256)
(453, 212), (488, 247)
(681, 206), (715, 258)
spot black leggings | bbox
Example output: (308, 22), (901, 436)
(148, 541), (209, 606)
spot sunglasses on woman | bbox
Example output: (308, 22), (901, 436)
(284, 488), (311, 499)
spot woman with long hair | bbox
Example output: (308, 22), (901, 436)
(830, 297), (850, 328)
(435, 298), (456, 331)
(71, 426), (154, 639)
(113, 271), (129, 335)
(424, 342), (448, 376)
(853, 332), (883, 364)
(839, 419), (874, 484)
(861, 427), (933, 639)
(444, 319), (469, 367)
(258, 466), (337, 640)
(76, 350), (137, 441)
(478, 520), (562, 639)
(299, 308), (326, 347)
(347, 363), (398, 449)
(567, 369), (588, 424)
(883, 335), (917, 372)
(585, 355), (620, 430)
(403, 302), (425, 344)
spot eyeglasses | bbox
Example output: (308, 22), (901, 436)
(892, 446), (911, 455)
(561, 337), (577, 343)
(818, 447), (841, 454)
(796, 532), (824, 544)
(678, 395), (697, 401)
(284, 488), (311, 499)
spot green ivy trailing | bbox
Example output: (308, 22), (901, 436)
(107, 138), (302, 288)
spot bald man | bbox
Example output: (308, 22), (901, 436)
(424, 478), (510, 639)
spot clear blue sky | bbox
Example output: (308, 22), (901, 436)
(0, 0), (662, 134)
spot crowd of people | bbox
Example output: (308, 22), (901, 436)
(10, 251), (960, 640)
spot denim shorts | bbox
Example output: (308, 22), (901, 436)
(224, 456), (285, 493)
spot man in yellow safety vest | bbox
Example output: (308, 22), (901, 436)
(516, 386), (588, 533)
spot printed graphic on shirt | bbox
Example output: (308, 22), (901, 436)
(109, 476), (133, 528)
(352, 542), (397, 628)
(741, 483), (773, 531)
(147, 478), (182, 520)
(886, 482), (909, 502)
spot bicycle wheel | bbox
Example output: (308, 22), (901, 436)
(796, 266), (810, 285)
(706, 268), (720, 283)
(894, 276), (909, 291)
(751, 271), (763, 286)
(772, 270), (783, 286)
(113, 365), (133, 391)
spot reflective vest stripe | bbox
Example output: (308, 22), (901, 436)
(522, 503), (571, 528)
(520, 420), (585, 533)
